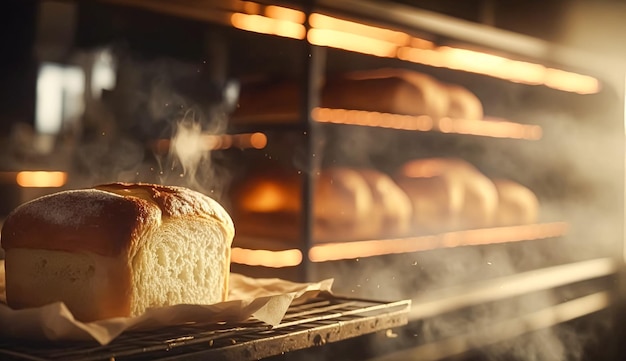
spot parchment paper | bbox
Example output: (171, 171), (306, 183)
(0, 260), (333, 345)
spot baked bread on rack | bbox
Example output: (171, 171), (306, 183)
(1, 183), (235, 322)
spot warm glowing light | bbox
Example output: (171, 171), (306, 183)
(439, 47), (509, 74)
(436, 46), (541, 83)
(231, 247), (303, 267)
(228, 4), (598, 94)
(397, 47), (445, 67)
(230, 12), (305, 40)
(312, 107), (539, 140)
(411, 37), (435, 49)
(437, 117), (542, 140)
(544, 68), (600, 94)
(152, 132), (268, 154)
(241, 1), (261, 15)
(399, 46), (599, 94)
(308, 28), (398, 58)
(309, 13), (413, 46)
(308, 222), (568, 262)
(250, 132), (268, 149)
(265, 5), (305, 23)
(312, 107), (434, 131)
(241, 181), (289, 212)
(220, 134), (234, 149)
(16, 171), (68, 188)
(505, 60), (546, 85)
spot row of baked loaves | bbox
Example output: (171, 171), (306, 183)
(233, 68), (484, 122)
(230, 158), (539, 242)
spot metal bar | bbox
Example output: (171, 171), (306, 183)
(410, 257), (618, 320)
(154, 301), (410, 361)
(299, 1), (326, 282)
(372, 291), (611, 361)
(276, 299), (411, 329)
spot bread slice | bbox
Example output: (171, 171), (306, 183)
(1, 183), (234, 322)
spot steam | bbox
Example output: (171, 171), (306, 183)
(163, 114), (223, 196)
(74, 48), (235, 200)
(310, 92), (620, 360)
(170, 118), (204, 181)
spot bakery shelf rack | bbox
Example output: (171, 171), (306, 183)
(59, 0), (626, 359)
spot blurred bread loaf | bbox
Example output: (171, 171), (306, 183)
(444, 83), (484, 120)
(339, 68), (450, 119)
(356, 169), (413, 237)
(492, 179), (539, 226)
(321, 76), (428, 116)
(314, 167), (379, 241)
(232, 167), (397, 242)
(233, 68), (454, 122)
(0, 183), (235, 322)
(397, 158), (498, 232)
(395, 174), (460, 234)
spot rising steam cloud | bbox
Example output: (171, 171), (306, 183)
(74, 48), (235, 200)
(170, 117), (204, 182)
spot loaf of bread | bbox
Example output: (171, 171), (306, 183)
(232, 68), (452, 122)
(357, 169), (413, 237)
(231, 167), (382, 242)
(321, 76), (429, 116)
(444, 83), (484, 120)
(492, 178), (539, 226)
(397, 158), (498, 232)
(314, 167), (380, 241)
(336, 68), (451, 119)
(395, 173), (459, 234)
(0, 183), (235, 322)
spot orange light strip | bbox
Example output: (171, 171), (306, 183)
(229, 3), (599, 94)
(398, 46), (599, 94)
(265, 5), (306, 23)
(307, 13), (420, 57)
(309, 13), (413, 46)
(308, 222), (568, 262)
(152, 132), (267, 154)
(231, 247), (303, 267)
(13, 171), (68, 188)
(312, 107), (434, 131)
(308, 28), (399, 58)
(230, 12), (306, 40)
(438, 117), (543, 140)
(312, 107), (540, 139)
(240, 1), (261, 15)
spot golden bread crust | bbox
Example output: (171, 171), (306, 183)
(1, 183), (234, 257)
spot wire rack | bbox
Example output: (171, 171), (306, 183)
(0, 295), (410, 361)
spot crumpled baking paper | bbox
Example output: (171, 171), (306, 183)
(0, 260), (333, 345)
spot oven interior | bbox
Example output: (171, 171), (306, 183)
(1, 1), (626, 360)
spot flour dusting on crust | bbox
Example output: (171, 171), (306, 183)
(17, 190), (121, 227)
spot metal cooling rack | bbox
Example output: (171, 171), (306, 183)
(0, 295), (410, 361)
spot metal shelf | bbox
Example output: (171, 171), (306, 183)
(0, 295), (410, 361)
